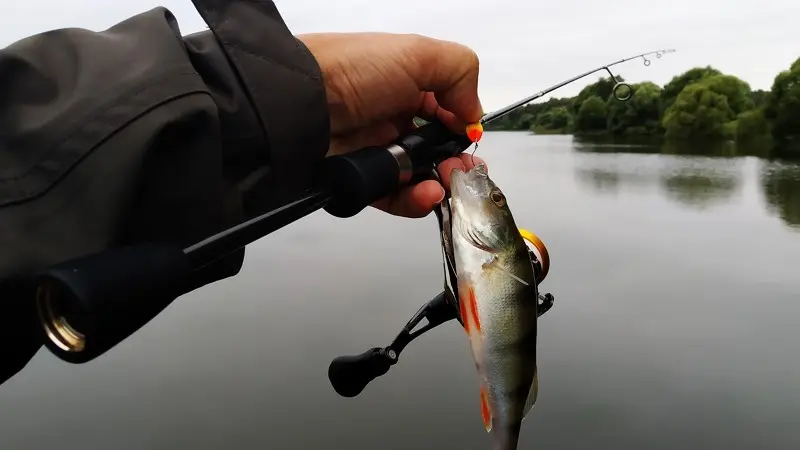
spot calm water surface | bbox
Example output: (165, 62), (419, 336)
(1, 132), (799, 449)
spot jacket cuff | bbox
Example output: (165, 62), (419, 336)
(190, 0), (330, 195)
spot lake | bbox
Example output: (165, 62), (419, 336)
(1, 132), (799, 450)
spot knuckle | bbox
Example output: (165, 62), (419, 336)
(465, 47), (480, 71)
(446, 40), (481, 72)
(403, 33), (430, 48)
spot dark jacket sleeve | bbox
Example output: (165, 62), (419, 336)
(0, 0), (330, 383)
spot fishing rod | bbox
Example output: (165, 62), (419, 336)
(480, 49), (676, 124)
(22, 48), (676, 365)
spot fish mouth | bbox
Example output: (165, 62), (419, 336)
(449, 164), (503, 253)
(450, 163), (489, 202)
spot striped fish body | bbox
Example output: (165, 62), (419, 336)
(448, 163), (539, 450)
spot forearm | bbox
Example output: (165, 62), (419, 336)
(0, 1), (330, 383)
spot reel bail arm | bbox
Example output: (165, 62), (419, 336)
(327, 290), (457, 398)
(327, 284), (556, 398)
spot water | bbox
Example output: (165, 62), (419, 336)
(1, 132), (799, 449)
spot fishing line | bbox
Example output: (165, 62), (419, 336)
(470, 141), (479, 167)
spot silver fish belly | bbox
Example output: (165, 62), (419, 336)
(449, 163), (539, 450)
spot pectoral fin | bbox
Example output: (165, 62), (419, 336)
(454, 212), (501, 253)
(480, 383), (493, 432)
(482, 256), (530, 286)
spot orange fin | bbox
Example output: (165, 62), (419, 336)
(480, 384), (493, 432)
(468, 287), (481, 332)
(458, 283), (482, 334)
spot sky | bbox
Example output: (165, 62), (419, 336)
(1, 0), (798, 111)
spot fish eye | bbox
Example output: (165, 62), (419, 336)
(490, 190), (505, 207)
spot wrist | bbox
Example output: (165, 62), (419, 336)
(296, 33), (355, 136)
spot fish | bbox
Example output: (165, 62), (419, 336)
(447, 162), (540, 450)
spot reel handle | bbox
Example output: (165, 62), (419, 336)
(328, 347), (396, 397)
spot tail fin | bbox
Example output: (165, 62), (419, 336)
(491, 424), (521, 450)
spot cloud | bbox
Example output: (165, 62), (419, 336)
(2, 0), (798, 111)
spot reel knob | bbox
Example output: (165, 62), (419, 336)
(328, 347), (395, 397)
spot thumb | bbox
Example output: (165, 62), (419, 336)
(409, 36), (484, 124)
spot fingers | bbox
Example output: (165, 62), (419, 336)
(437, 153), (487, 193)
(372, 179), (445, 218)
(371, 154), (488, 218)
(408, 35), (484, 126)
(416, 92), (465, 134)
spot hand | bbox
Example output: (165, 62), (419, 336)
(298, 32), (487, 218)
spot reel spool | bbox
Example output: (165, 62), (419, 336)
(519, 228), (550, 282)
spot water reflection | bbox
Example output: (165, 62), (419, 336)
(760, 161), (800, 230)
(573, 164), (659, 195)
(571, 136), (800, 212)
(573, 142), (744, 210)
(576, 169), (621, 193)
(572, 135), (777, 159)
(572, 134), (664, 155)
(660, 169), (741, 210)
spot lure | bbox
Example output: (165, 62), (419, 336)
(467, 122), (484, 143)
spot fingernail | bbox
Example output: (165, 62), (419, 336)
(435, 186), (446, 203)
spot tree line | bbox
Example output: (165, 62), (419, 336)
(484, 57), (800, 151)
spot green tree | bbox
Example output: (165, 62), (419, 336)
(764, 57), (800, 142)
(735, 109), (771, 142)
(571, 76), (623, 115)
(662, 83), (733, 140)
(661, 66), (722, 111)
(526, 97), (573, 118)
(700, 74), (754, 115)
(483, 111), (521, 131)
(549, 107), (572, 130)
(606, 82), (663, 135)
(575, 95), (608, 132)
(533, 106), (572, 132)
(751, 89), (770, 109)
(516, 113), (536, 130)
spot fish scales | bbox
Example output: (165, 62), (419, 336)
(448, 163), (539, 450)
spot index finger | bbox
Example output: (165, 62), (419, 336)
(408, 35), (484, 125)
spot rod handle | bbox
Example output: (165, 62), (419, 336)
(34, 243), (192, 364)
(323, 121), (472, 218)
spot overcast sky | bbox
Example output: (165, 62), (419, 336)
(2, 0), (798, 111)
